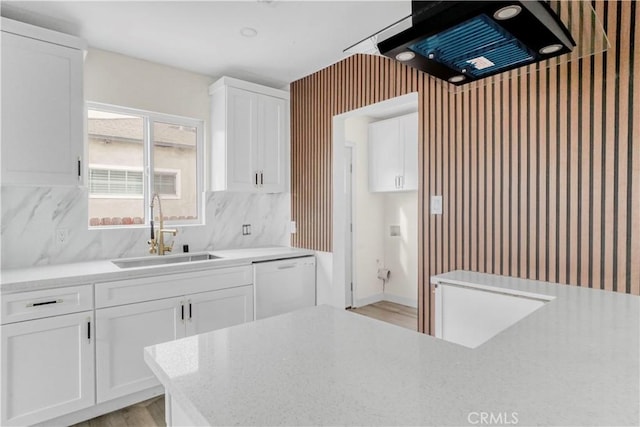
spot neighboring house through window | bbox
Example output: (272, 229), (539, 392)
(87, 103), (203, 227)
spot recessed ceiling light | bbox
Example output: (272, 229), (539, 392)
(448, 75), (466, 83)
(240, 27), (258, 38)
(395, 51), (415, 61)
(539, 44), (563, 54)
(493, 5), (522, 20)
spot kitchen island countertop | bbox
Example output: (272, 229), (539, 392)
(144, 270), (640, 426)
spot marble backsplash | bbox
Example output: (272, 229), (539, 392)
(0, 186), (291, 269)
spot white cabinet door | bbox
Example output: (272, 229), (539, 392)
(186, 285), (254, 336)
(210, 78), (288, 193)
(1, 311), (94, 426)
(96, 298), (185, 403)
(368, 118), (403, 192)
(257, 94), (286, 193)
(226, 87), (258, 191)
(435, 283), (547, 348)
(1, 31), (83, 186)
(400, 112), (419, 191)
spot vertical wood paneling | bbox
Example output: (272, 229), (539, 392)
(290, 1), (640, 335)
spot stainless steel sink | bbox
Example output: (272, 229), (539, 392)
(112, 253), (222, 269)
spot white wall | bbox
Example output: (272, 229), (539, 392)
(1, 48), (291, 269)
(382, 192), (418, 306)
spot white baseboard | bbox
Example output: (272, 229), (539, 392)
(353, 293), (384, 308)
(353, 293), (417, 309)
(383, 293), (418, 308)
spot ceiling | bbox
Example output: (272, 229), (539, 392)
(0, 1), (410, 88)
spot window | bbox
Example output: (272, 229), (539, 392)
(87, 104), (203, 227)
(88, 167), (179, 198)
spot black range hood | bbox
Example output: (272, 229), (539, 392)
(377, 1), (576, 85)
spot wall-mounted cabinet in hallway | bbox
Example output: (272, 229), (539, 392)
(210, 77), (288, 193)
(368, 112), (418, 192)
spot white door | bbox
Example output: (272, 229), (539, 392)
(344, 145), (354, 308)
(400, 112), (419, 191)
(368, 118), (403, 192)
(1, 311), (94, 426)
(257, 94), (286, 193)
(96, 298), (185, 403)
(185, 285), (254, 336)
(226, 87), (258, 191)
(1, 31), (84, 186)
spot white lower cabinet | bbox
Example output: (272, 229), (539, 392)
(96, 298), (185, 403)
(1, 311), (95, 426)
(96, 283), (254, 403)
(434, 282), (549, 349)
(186, 285), (253, 336)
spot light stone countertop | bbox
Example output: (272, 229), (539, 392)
(144, 270), (640, 426)
(0, 246), (314, 294)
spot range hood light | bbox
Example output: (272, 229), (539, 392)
(539, 44), (563, 54)
(395, 51), (415, 61)
(493, 5), (522, 21)
(448, 75), (466, 83)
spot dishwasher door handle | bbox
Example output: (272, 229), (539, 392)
(277, 264), (297, 270)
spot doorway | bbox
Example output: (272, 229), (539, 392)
(332, 93), (419, 330)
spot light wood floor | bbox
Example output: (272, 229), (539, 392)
(348, 300), (418, 331)
(71, 396), (165, 427)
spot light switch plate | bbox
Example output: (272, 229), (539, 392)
(290, 221), (297, 234)
(430, 195), (443, 215)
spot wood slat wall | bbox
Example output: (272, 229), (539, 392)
(290, 1), (640, 334)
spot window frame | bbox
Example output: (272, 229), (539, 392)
(86, 102), (204, 228)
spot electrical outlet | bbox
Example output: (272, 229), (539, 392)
(430, 195), (443, 215)
(290, 221), (297, 234)
(242, 224), (252, 236)
(56, 228), (69, 244)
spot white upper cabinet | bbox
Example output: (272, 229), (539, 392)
(368, 112), (418, 192)
(1, 18), (86, 186)
(210, 77), (288, 193)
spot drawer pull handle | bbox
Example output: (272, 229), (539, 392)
(27, 299), (62, 307)
(277, 265), (296, 270)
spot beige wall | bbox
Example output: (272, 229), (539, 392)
(84, 48), (213, 122)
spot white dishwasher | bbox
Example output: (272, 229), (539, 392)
(253, 256), (316, 320)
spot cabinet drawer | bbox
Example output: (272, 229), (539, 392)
(1, 285), (93, 325)
(96, 266), (253, 308)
